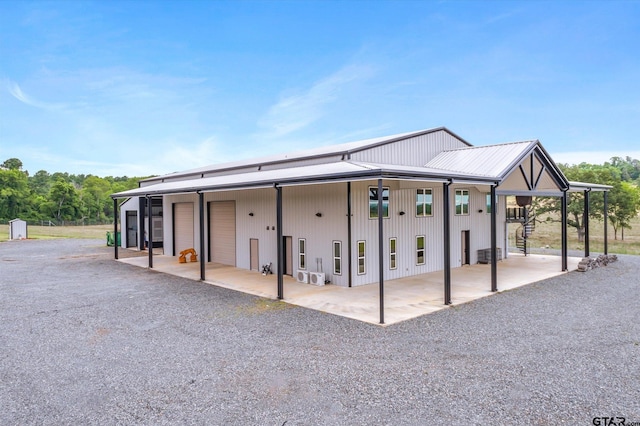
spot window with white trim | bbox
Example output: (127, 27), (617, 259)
(298, 238), (306, 270)
(416, 188), (433, 216)
(357, 240), (366, 275)
(416, 235), (426, 265)
(455, 189), (469, 215)
(333, 241), (342, 275)
(389, 238), (397, 270)
(369, 186), (389, 219)
(487, 192), (498, 214)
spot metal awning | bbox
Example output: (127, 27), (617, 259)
(111, 160), (499, 198)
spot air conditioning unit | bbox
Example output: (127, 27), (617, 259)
(309, 272), (325, 286)
(296, 270), (309, 283)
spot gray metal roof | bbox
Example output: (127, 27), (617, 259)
(142, 126), (470, 183)
(568, 181), (612, 192)
(425, 141), (539, 178)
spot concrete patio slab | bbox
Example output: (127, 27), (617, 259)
(118, 252), (581, 325)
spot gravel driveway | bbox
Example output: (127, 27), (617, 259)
(1, 239), (639, 425)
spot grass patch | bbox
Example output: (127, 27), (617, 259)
(0, 224), (113, 241)
(236, 298), (292, 315)
(508, 213), (640, 255)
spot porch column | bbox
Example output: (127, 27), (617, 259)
(198, 192), (205, 281)
(490, 185), (497, 292)
(347, 182), (353, 288)
(147, 195), (153, 269)
(113, 198), (118, 260)
(584, 189), (590, 257)
(276, 185), (284, 300)
(443, 181), (452, 305)
(604, 191), (609, 255)
(377, 178), (385, 324)
(561, 191), (568, 271)
(139, 197), (146, 251)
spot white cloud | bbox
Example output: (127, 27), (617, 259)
(6, 80), (68, 110)
(257, 64), (374, 138)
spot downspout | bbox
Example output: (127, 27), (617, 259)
(604, 191), (608, 255)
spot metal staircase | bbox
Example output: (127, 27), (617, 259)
(515, 210), (536, 256)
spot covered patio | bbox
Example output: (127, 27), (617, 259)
(118, 252), (581, 325)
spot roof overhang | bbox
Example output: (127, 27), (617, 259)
(568, 181), (612, 192)
(111, 160), (498, 199)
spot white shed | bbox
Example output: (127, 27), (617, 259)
(8, 219), (27, 240)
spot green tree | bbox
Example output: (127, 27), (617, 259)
(1, 158), (24, 170)
(48, 178), (80, 222)
(0, 168), (30, 220)
(608, 181), (640, 240)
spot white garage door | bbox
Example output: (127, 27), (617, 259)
(174, 202), (194, 255)
(210, 201), (236, 266)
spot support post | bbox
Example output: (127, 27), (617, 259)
(490, 185), (497, 292)
(276, 185), (284, 300)
(147, 195), (153, 269)
(561, 191), (568, 271)
(377, 178), (385, 324)
(584, 189), (590, 257)
(347, 182), (353, 288)
(199, 192), (205, 281)
(113, 198), (118, 260)
(139, 197), (146, 251)
(604, 191), (608, 255)
(443, 181), (452, 305)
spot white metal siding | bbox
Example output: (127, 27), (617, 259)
(351, 130), (468, 167)
(210, 201), (236, 266)
(173, 202), (194, 255)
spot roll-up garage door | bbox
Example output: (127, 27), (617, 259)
(210, 201), (236, 266)
(173, 202), (194, 255)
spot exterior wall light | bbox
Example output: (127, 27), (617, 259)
(249, 212), (254, 216)
(399, 211), (406, 216)
(315, 212), (322, 217)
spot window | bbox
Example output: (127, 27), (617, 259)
(416, 188), (433, 216)
(357, 240), (366, 275)
(333, 241), (342, 275)
(369, 186), (389, 219)
(298, 238), (306, 270)
(416, 236), (425, 265)
(389, 238), (397, 270)
(455, 189), (469, 215)
(486, 193), (492, 214)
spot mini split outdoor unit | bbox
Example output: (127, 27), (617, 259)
(296, 271), (309, 283)
(309, 272), (325, 286)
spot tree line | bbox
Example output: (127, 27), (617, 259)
(1, 155), (640, 235)
(537, 156), (640, 240)
(0, 158), (142, 225)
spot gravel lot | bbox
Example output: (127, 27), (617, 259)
(1, 239), (639, 425)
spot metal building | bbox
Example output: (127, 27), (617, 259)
(111, 127), (610, 323)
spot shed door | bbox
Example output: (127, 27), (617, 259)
(174, 202), (194, 256)
(209, 201), (236, 266)
(250, 239), (259, 271)
(126, 211), (137, 248)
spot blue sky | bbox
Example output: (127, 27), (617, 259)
(1, 0), (639, 177)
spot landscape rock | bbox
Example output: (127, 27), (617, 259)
(576, 254), (618, 272)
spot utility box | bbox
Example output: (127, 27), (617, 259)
(9, 219), (27, 240)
